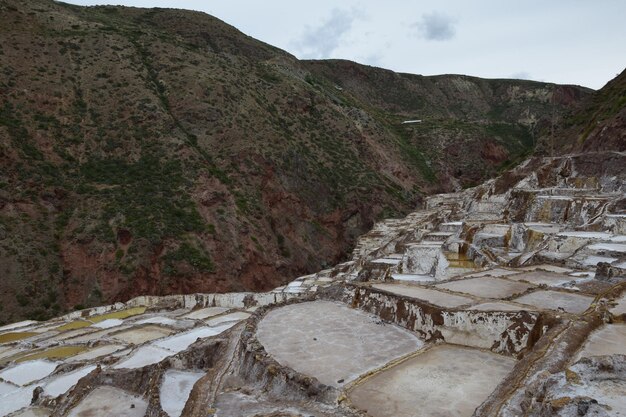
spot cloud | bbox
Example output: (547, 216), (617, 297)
(292, 9), (359, 59)
(413, 12), (456, 41)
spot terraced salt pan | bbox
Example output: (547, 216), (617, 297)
(390, 273), (436, 283)
(43, 365), (97, 397)
(372, 283), (474, 308)
(256, 301), (423, 387)
(348, 345), (515, 417)
(558, 231), (613, 239)
(371, 258), (401, 265)
(513, 290), (594, 314)
(153, 323), (238, 352)
(0, 359), (58, 385)
(587, 242), (626, 252)
(15, 345), (90, 363)
(112, 325), (175, 344)
(182, 307), (229, 320)
(0, 345), (24, 362)
(205, 312), (250, 327)
(113, 345), (172, 369)
(505, 271), (574, 286)
(466, 302), (529, 312)
(65, 325), (133, 343)
(466, 268), (520, 278)
(521, 264), (572, 273)
(134, 316), (183, 327)
(0, 385), (34, 416)
(92, 318), (124, 329)
(69, 344), (125, 362)
(435, 277), (533, 299)
(0, 331), (38, 344)
(67, 386), (147, 417)
(575, 324), (626, 360)
(160, 370), (205, 417)
(0, 320), (38, 332)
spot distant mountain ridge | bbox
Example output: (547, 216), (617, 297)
(0, 0), (600, 322)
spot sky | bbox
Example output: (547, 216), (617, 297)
(65, 0), (626, 90)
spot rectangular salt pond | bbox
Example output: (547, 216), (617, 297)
(575, 324), (626, 360)
(43, 365), (97, 397)
(348, 345), (515, 417)
(505, 271), (574, 287)
(256, 301), (423, 388)
(390, 273), (436, 283)
(466, 268), (521, 278)
(113, 345), (173, 369)
(0, 359), (58, 385)
(114, 323), (238, 369)
(372, 283), (474, 308)
(111, 325), (175, 344)
(205, 312), (250, 327)
(67, 386), (147, 417)
(160, 370), (205, 417)
(181, 307), (229, 320)
(513, 290), (594, 314)
(435, 277), (533, 299)
(153, 323), (238, 352)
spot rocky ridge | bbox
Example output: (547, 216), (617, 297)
(0, 150), (624, 416)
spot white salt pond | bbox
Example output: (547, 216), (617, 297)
(92, 319), (124, 329)
(587, 243), (626, 252)
(43, 365), (97, 397)
(390, 273), (436, 283)
(134, 316), (181, 327)
(160, 369), (205, 417)
(575, 324), (626, 361)
(372, 283), (474, 308)
(506, 271), (574, 287)
(466, 302), (528, 312)
(153, 323), (238, 353)
(348, 344), (515, 417)
(513, 290), (594, 314)
(0, 359), (58, 385)
(256, 301), (423, 387)
(67, 386), (147, 417)
(435, 277), (533, 299)
(0, 320), (38, 332)
(113, 345), (172, 369)
(114, 323), (238, 369)
(466, 268), (520, 278)
(205, 312), (250, 327)
(582, 255), (618, 266)
(182, 307), (229, 320)
(0, 385), (34, 416)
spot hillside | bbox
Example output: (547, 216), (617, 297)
(0, 0), (591, 323)
(538, 68), (626, 153)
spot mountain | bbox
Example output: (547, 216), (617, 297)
(538, 68), (626, 153)
(0, 0), (591, 323)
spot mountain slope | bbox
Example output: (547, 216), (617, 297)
(0, 0), (590, 322)
(539, 68), (626, 153)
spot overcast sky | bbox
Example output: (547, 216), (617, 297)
(65, 0), (626, 90)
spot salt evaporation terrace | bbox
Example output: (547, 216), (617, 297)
(0, 152), (625, 416)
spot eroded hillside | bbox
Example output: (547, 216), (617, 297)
(0, 0), (590, 322)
